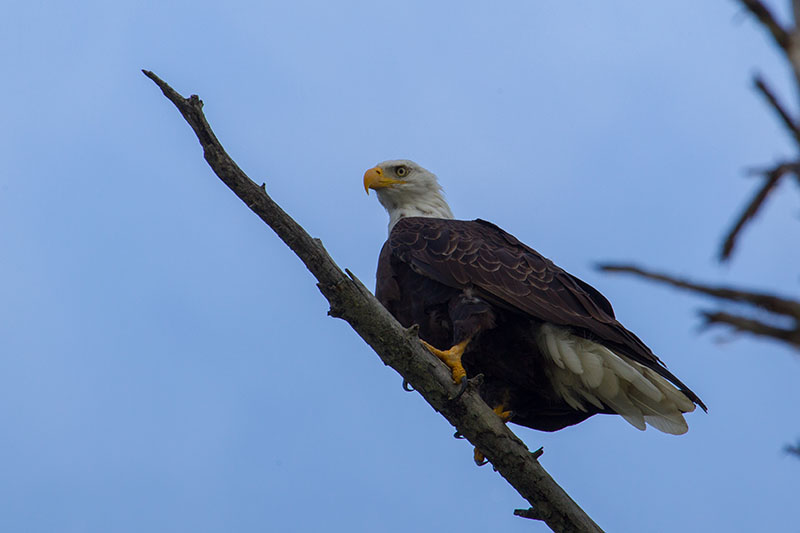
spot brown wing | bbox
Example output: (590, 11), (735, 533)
(387, 217), (705, 410)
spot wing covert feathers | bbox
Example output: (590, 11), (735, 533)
(387, 217), (705, 413)
(383, 217), (705, 432)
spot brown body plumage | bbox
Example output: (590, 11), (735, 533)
(366, 160), (705, 434)
(376, 217), (705, 431)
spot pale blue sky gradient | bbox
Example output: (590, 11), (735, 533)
(1, 1), (798, 531)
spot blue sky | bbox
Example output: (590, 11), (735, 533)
(1, 1), (798, 531)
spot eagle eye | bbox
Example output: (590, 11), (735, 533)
(395, 166), (409, 178)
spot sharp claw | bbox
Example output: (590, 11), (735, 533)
(474, 448), (489, 466)
(492, 405), (514, 423)
(420, 339), (470, 391)
(402, 379), (414, 392)
(531, 447), (544, 460)
(449, 376), (468, 400)
(453, 430), (465, 439)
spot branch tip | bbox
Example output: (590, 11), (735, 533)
(784, 441), (800, 458)
(514, 507), (545, 521)
(752, 75), (800, 145)
(721, 161), (797, 261)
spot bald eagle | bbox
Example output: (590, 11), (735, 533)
(365, 160), (705, 435)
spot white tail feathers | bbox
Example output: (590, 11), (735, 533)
(537, 324), (695, 435)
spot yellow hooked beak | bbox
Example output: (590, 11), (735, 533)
(363, 166), (405, 195)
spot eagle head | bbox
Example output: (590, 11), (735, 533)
(363, 159), (455, 233)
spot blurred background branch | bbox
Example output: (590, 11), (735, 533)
(598, 264), (800, 347)
(599, 0), (800, 455)
(721, 1), (800, 261)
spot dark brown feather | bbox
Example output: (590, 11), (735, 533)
(376, 217), (705, 431)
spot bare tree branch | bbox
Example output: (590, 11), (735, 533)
(598, 264), (800, 348)
(720, 161), (799, 261)
(789, 1), (800, 94)
(753, 76), (800, 144)
(700, 310), (800, 346)
(722, 4), (800, 259)
(737, 0), (791, 52)
(738, 0), (800, 107)
(143, 69), (604, 533)
(785, 440), (800, 457)
(598, 264), (800, 316)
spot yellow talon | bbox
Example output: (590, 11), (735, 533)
(474, 448), (488, 466)
(420, 338), (469, 384)
(493, 405), (513, 423)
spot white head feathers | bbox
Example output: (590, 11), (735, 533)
(364, 159), (455, 233)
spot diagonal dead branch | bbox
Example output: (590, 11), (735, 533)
(720, 161), (799, 261)
(737, 0), (791, 52)
(143, 69), (604, 533)
(753, 76), (800, 145)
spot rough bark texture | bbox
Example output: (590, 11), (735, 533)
(143, 70), (604, 533)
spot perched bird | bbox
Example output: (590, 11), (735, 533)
(364, 159), (705, 438)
